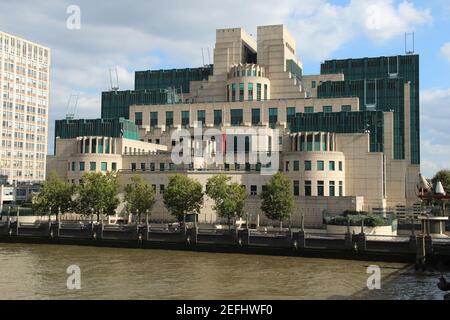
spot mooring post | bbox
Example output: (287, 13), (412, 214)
(416, 234), (426, 271)
(357, 218), (366, 252)
(344, 218), (352, 250)
(298, 212), (306, 249)
(57, 207), (61, 238)
(16, 207), (20, 236)
(145, 210), (149, 241)
(409, 216), (417, 252)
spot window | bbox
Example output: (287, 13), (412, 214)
(339, 161), (343, 171)
(264, 84), (268, 100)
(323, 106), (332, 113)
(269, 108), (278, 128)
(160, 185), (165, 194)
(285, 161), (290, 172)
(317, 181), (324, 196)
(293, 161), (300, 171)
(197, 110), (206, 126)
(329, 181), (336, 197)
(257, 83), (262, 101)
(111, 163), (117, 171)
(250, 185), (257, 196)
(90, 162), (97, 171)
(317, 160), (324, 171)
(329, 161), (335, 171)
(312, 80), (316, 89)
(245, 136), (250, 153)
(304, 106), (314, 113)
(294, 181), (300, 196)
(160, 163), (165, 172)
(181, 111), (190, 127)
(305, 181), (312, 196)
(231, 83), (236, 102)
(341, 105), (352, 112)
(71, 162), (75, 171)
(305, 160), (312, 171)
(239, 83), (244, 101)
(230, 109), (243, 126)
(287, 107), (296, 130)
(101, 162), (108, 172)
(140, 163), (146, 171)
(156, 139), (160, 144)
(135, 112), (143, 126)
(214, 110), (222, 126)
(150, 112), (158, 127)
(245, 163), (251, 172)
(131, 163), (136, 171)
(79, 162), (85, 171)
(251, 108), (260, 125)
(339, 181), (343, 196)
(166, 111), (173, 128)
(248, 83), (253, 101)
(152, 185), (157, 192)
(150, 163), (155, 172)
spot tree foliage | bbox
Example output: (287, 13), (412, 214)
(163, 174), (204, 221)
(32, 171), (75, 215)
(260, 172), (295, 224)
(75, 172), (119, 220)
(124, 175), (156, 222)
(432, 170), (450, 194)
(206, 174), (247, 225)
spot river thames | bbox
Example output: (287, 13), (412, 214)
(0, 243), (446, 300)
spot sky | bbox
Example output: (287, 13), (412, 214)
(0, 0), (449, 178)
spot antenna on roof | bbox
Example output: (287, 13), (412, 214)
(65, 94), (78, 120)
(405, 32), (415, 55)
(201, 48), (205, 67)
(207, 47), (211, 65)
(109, 68), (119, 91)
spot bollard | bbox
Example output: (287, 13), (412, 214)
(344, 232), (353, 250)
(409, 235), (417, 253)
(357, 233), (366, 252)
(415, 235), (426, 271)
(297, 231), (306, 249)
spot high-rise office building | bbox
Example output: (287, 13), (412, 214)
(0, 31), (50, 183)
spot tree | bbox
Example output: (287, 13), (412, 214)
(260, 172), (295, 230)
(206, 174), (247, 228)
(432, 170), (450, 194)
(75, 172), (120, 221)
(124, 175), (156, 223)
(163, 174), (204, 222)
(32, 171), (75, 216)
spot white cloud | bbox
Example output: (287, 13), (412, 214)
(420, 88), (450, 178)
(441, 42), (450, 63)
(0, 0), (434, 153)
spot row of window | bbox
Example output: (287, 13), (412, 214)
(135, 105), (353, 128)
(227, 83), (268, 102)
(293, 180), (344, 197)
(69, 161), (117, 172)
(285, 160), (343, 172)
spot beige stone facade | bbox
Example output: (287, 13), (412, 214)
(0, 31), (50, 183)
(47, 24), (420, 227)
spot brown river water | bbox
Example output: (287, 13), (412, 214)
(0, 243), (446, 300)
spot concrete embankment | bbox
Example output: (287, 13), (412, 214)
(1, 222), (449, 265)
